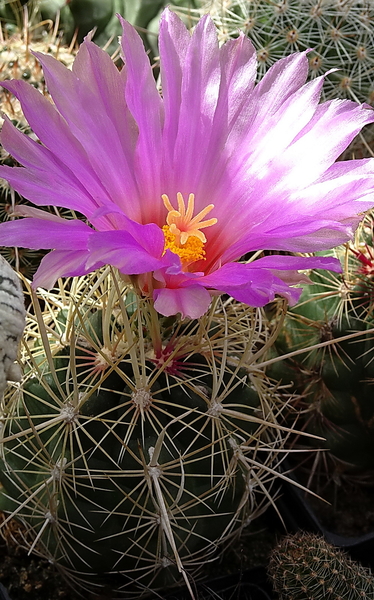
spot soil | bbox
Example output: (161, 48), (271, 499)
(0, 541), (82, 600)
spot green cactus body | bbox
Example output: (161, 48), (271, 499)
(266, 236), (374, 473)
(0, 270), (287, 596)
(0, 255), (25, 397)
(201, 0), (374, 104)
(268, 532), (374, 600)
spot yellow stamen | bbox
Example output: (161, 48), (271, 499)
(163, 225), (206, 265)
(162, 192), (217, 245)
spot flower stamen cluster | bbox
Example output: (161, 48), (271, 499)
(162, 225), (206, 266)
(162, 192), (217, 244)
(162, 192), (217, 267)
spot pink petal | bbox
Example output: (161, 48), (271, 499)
(168, 14), (221, 199)
(118, 15), (164, 224)
(200, 256), (341, 307)
(11, 205), (69, 221)
(33, 46), (140, 221)
(159, 8), (191, 160)
(153, 285), (211, 319)
(0, 218), (92, 249)
(274, 99), (374, 189)
(86, 228), (166, 274)
(294, 158), (374, 219)
(33, 249), (98, 289)
(253, 51), (309, 112)
(244, 254), (342, 272)
(0, 120), (102, 217)
(202, 264), (283, 306)
(216, 33), (257, 132)
(1, 79), (108, 213)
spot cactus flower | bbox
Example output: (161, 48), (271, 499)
(0, 10), (374, 318)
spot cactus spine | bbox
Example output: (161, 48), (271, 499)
(0, 268), (290, 597)
(199, 0), (374, 105)
(269, 532), (374, 600)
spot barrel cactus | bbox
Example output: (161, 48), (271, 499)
(0, 268), (289, 597)
(269, 531), (374, 600)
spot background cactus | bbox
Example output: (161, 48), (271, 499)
(0, 1), (198, 57)
(0, 268), (292, 597)
(268, 531), (374, 600)
(262, 212), (374, 480)
(198, 0), (374, 104)
(0, 255), (25, 398)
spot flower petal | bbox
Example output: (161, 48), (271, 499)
(153, 285), (211, 319)
(1, 79), (109, 213)
(159, 8), (191, 159)
(244, 254), (342, 272)
(201, 263), (289, 306)
(167, 14), (221, 199)
(118, 15), (164, 224)
(33, 249), (99, 289)
(253, 51), (309, 113)
(200, 255), (341, 307)
(0, 217), (92, 249)
(87, 227), (166, 274)
(0, 119), (103, 217)
(32, 44), (141, 221)
(274, 99), (374, 189)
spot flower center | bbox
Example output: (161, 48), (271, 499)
(162, 192), (217, 265)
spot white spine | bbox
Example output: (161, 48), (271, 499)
(0, 256), (25, 397)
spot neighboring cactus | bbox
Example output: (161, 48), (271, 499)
(0, 255), (25, 398)
(268, 532), (374, 600)
(264, 212), (374, 475)
(0, 268), (290, 597)
(198, 0), (374, 104)
(63, 0), (198, 57)
(0, 11), (76, 122)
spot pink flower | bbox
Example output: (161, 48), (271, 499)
(0, 10), (374, 318)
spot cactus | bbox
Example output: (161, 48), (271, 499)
(268, 531), (374, 600)
(0, 268), (291, 597)
(263, 212), (374, 476)
(65, 0), (198, 57)
(0, 255), (25, 398)
(198, 0), (374, 103)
